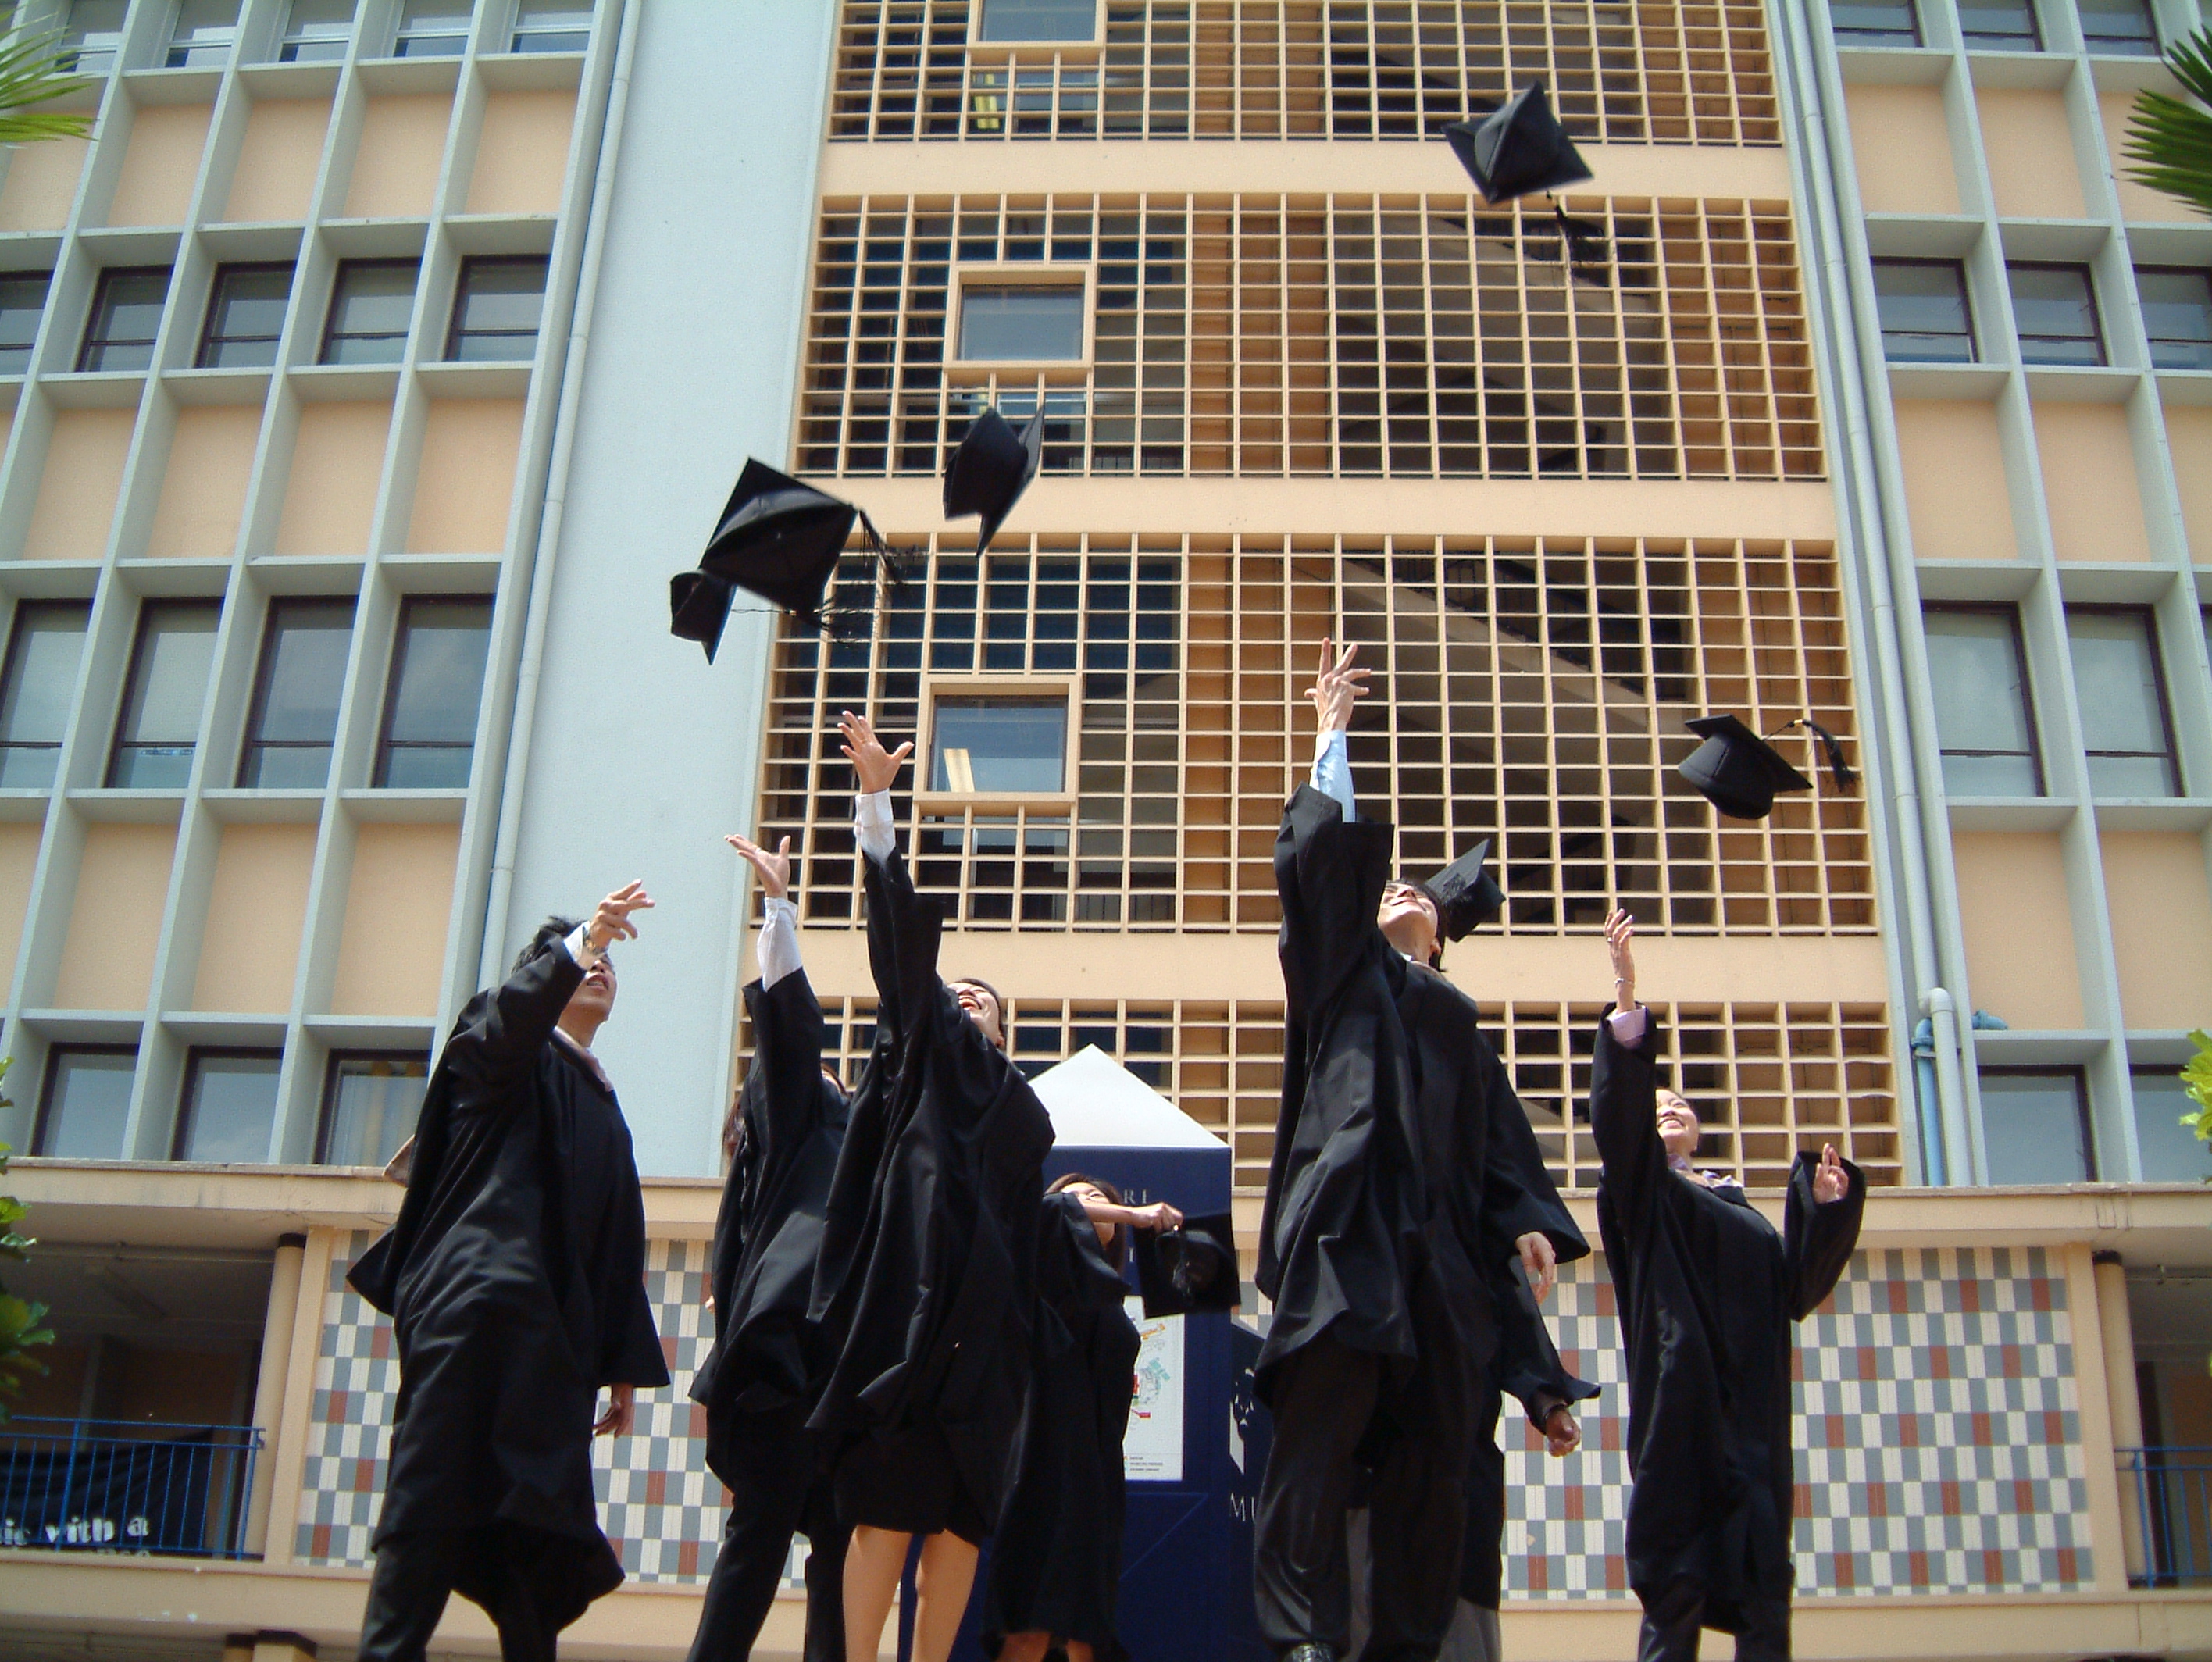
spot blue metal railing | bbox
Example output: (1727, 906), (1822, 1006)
(0, 1417), (261, 1558)
(2122, 1446), (2212, 1586)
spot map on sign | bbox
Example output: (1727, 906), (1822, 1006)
(1123, 1300), (1184, 1482)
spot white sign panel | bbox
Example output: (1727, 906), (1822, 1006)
(1123, 1300), (1184, 1482)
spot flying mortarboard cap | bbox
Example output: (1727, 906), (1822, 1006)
(1443, 82), (1595, 206)
(944, 405), (1045, 556)
(1134, 1211), (1241, 1318)
(1677, 714), (1814, 820)
(1419, 839), (1504, 941)
(668, 459), (904, 661)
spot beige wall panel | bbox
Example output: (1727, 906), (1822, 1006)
(0, 135), (87, 231)
(466, 90), (574, 216)
(2032, 401), (2150, 562)
(273, 401), (390, 555)
(405, 399), (523, 553)
(106, 103), (212, 228)
(0, 819), (43, 986)
(193, 822), (317, 1013)
(54, 822), (178, 1010)
(1892, 400), (2017, 561)
(1951, 830), (2084, 1029)
(1843, 84), (1959, 215)
(2099, 92), (2182, 223)
(1976, 89), (2085, 220)
(344, 95), (452, 219)
(2100, 831), (2212, 1030)
(329, 823), (458, 1017)
(148, 406), (261, 559)
(224, 97), (332, 223)
(25, 408), (136, 562)
(2167, 405), (2212, 562)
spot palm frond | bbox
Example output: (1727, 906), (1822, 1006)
(2126, 26), (2212, 220)
(0, 5), (93, 148)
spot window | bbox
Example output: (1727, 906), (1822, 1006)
(166, 0), (239, 66)
(376, 596), (493, 786)
(957, 284), (1084, 361)
(59, 0), (127, 73)
(509, 1), (589, 52)
(2007, 263), (2103, 366)
(1979, 1069), (2092, 1183)
(77, 267), (171, 373)
(2067, 608), (2179, 797)
(2136, 266), (2212, 372)
(978, 0), (1095, 41)
(2132, 1068), (2210, 1183)
(33, 1047), (137, 1157)
(197, 262), (291, 369)
(0, 272), (51, 374)
(1871, 259), (1976, 362)
(1923, 607), (2041, 794)
(238, 597), (354, 788)
(2078, 0), (2157, 55)
(393, 0), (471, 56)
(0, 601), (90, 788)
(1829, 0), (1919, 45)
(444, 255), (548, 362)
(175, 1050), (281, 1162)
(107, 599), (221, 789)
(320, 259), (418, 365)
(319, 1052), (430, 1166)
(1957, 0), (2039, 48)
(929, 696), (1069, 793)
(279, 0), (354, 62)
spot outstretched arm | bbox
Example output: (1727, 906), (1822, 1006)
(1305, 637), (1369, 819)
(446, 882), (653, 1097)
(1589, 911), (1669, 1225)
(730, 833), (805, 989)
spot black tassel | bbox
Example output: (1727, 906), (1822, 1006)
(1796, 717), (1857, 789)
(1554, 201), (1609, 270)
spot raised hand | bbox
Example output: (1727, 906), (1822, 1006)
(586, 881), (654, 954)
(1305, 637), (1369, 734)
(1131, 1201), (1185, 1233)
(1604, 908), (1636, 1010)
(1813, 1142), (1850, 1205)
(726, 833), (793, 901)
(838, 708), (912, 797)
(1516, 1230), (1557, 1304)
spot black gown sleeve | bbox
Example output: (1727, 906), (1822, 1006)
(1475, 1040), (1590, 1266)
(442, 944), (585, 1107)
(1273, 784), (1395, 1021)
(1493, 1260), (1599, 1428)
(595, 1120), (673, 1388)
(1782, 1148), (1867, 1321)
(1590, 1010), (1670, 1235)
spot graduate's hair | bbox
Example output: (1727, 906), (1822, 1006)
(1391, 879), (1447, 969)
(1048, 1171), (1129, 1263)
(948, 976), (1007, 1047)
(513, 915), (583, 977)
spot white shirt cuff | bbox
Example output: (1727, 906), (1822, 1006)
(1608, 1005), (1647, 1046)
(1310, 728), (1355, 818)
(562, 922), (600, 968)
(857, 789), (896, 865)
(757, 893), (802, 988)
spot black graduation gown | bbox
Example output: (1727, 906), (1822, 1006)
(1254, 785), (1429, 1393)
(807, 845), (1054, 1540)
(348, 945), (670, 1632)
(690, 965), (851, 1452)
(1591, 1014), (1866, 1630)
(981, 1192), (1143, 1661)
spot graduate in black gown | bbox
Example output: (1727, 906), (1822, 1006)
(1255, 642), (1582, 1662)
(1593, 910), (1866, 1662)
(349, 883), (669, 1662)
(686, 833), (854, 1662)
(984, 1174), (1183, 1662)
(809, 710), (1055, 1662)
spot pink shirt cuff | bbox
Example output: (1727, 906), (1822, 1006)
(1608, 1005), (1647, 1046)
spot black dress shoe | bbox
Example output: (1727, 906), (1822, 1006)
(1283, 1646), (1336, 1662)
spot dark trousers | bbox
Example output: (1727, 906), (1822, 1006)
(1635, 1580), (1789, 1662)
(688, 1411), (849, 1662)
(360, 1528), (554, 1662)
(1254, 1329), (1471, 1662)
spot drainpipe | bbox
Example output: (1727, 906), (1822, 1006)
(479, 0), (642, 983)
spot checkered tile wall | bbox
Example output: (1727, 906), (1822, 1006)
(297, 1233), (2091, 1596)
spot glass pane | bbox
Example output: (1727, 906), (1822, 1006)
(2137, 269), (2212, 372)
(0, 601), (90, 755)
(1957, 0), (2037, 45)
(323, 1054), (428, 1166)
(382, 597), (492, 751)
(84, 270), (170, 371)
(379, 744), (473, 786)
(241, 597), (352, 787)
(931, 697), (1067, 791)
(1979, 1072), (2090, 1183)
(327, 262), (418, 352)
(2068, 612), (2172, 786)
(2009, 266), (2100, 365)
(1938, 751), (2040, 795)
(1829, 0), (1918, 42)
(39, 1050), (136, 1157)
(2078, 0), (2157, 51)
(453, 261), (546, 337)
(167, 0), (239, 65)
(62, 0), (127, 70)
(111, 602), (220, 788)
(395, 0), (470, 52)
(0, 273), (51, 373)
(958, 286), (1085, 360)
(202, 266), (291, 368)
(2132, 1071), (2212, 1183)
(281, 0), (353, 58)
(2084, 751), (2176, 796)
(179, 1054), (281, 1162)
(511, 2), (590, 49)
(1873, 262), (1973, 362)
(979, 0), (1095, 40)
(1923, 610), (2035, 761)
